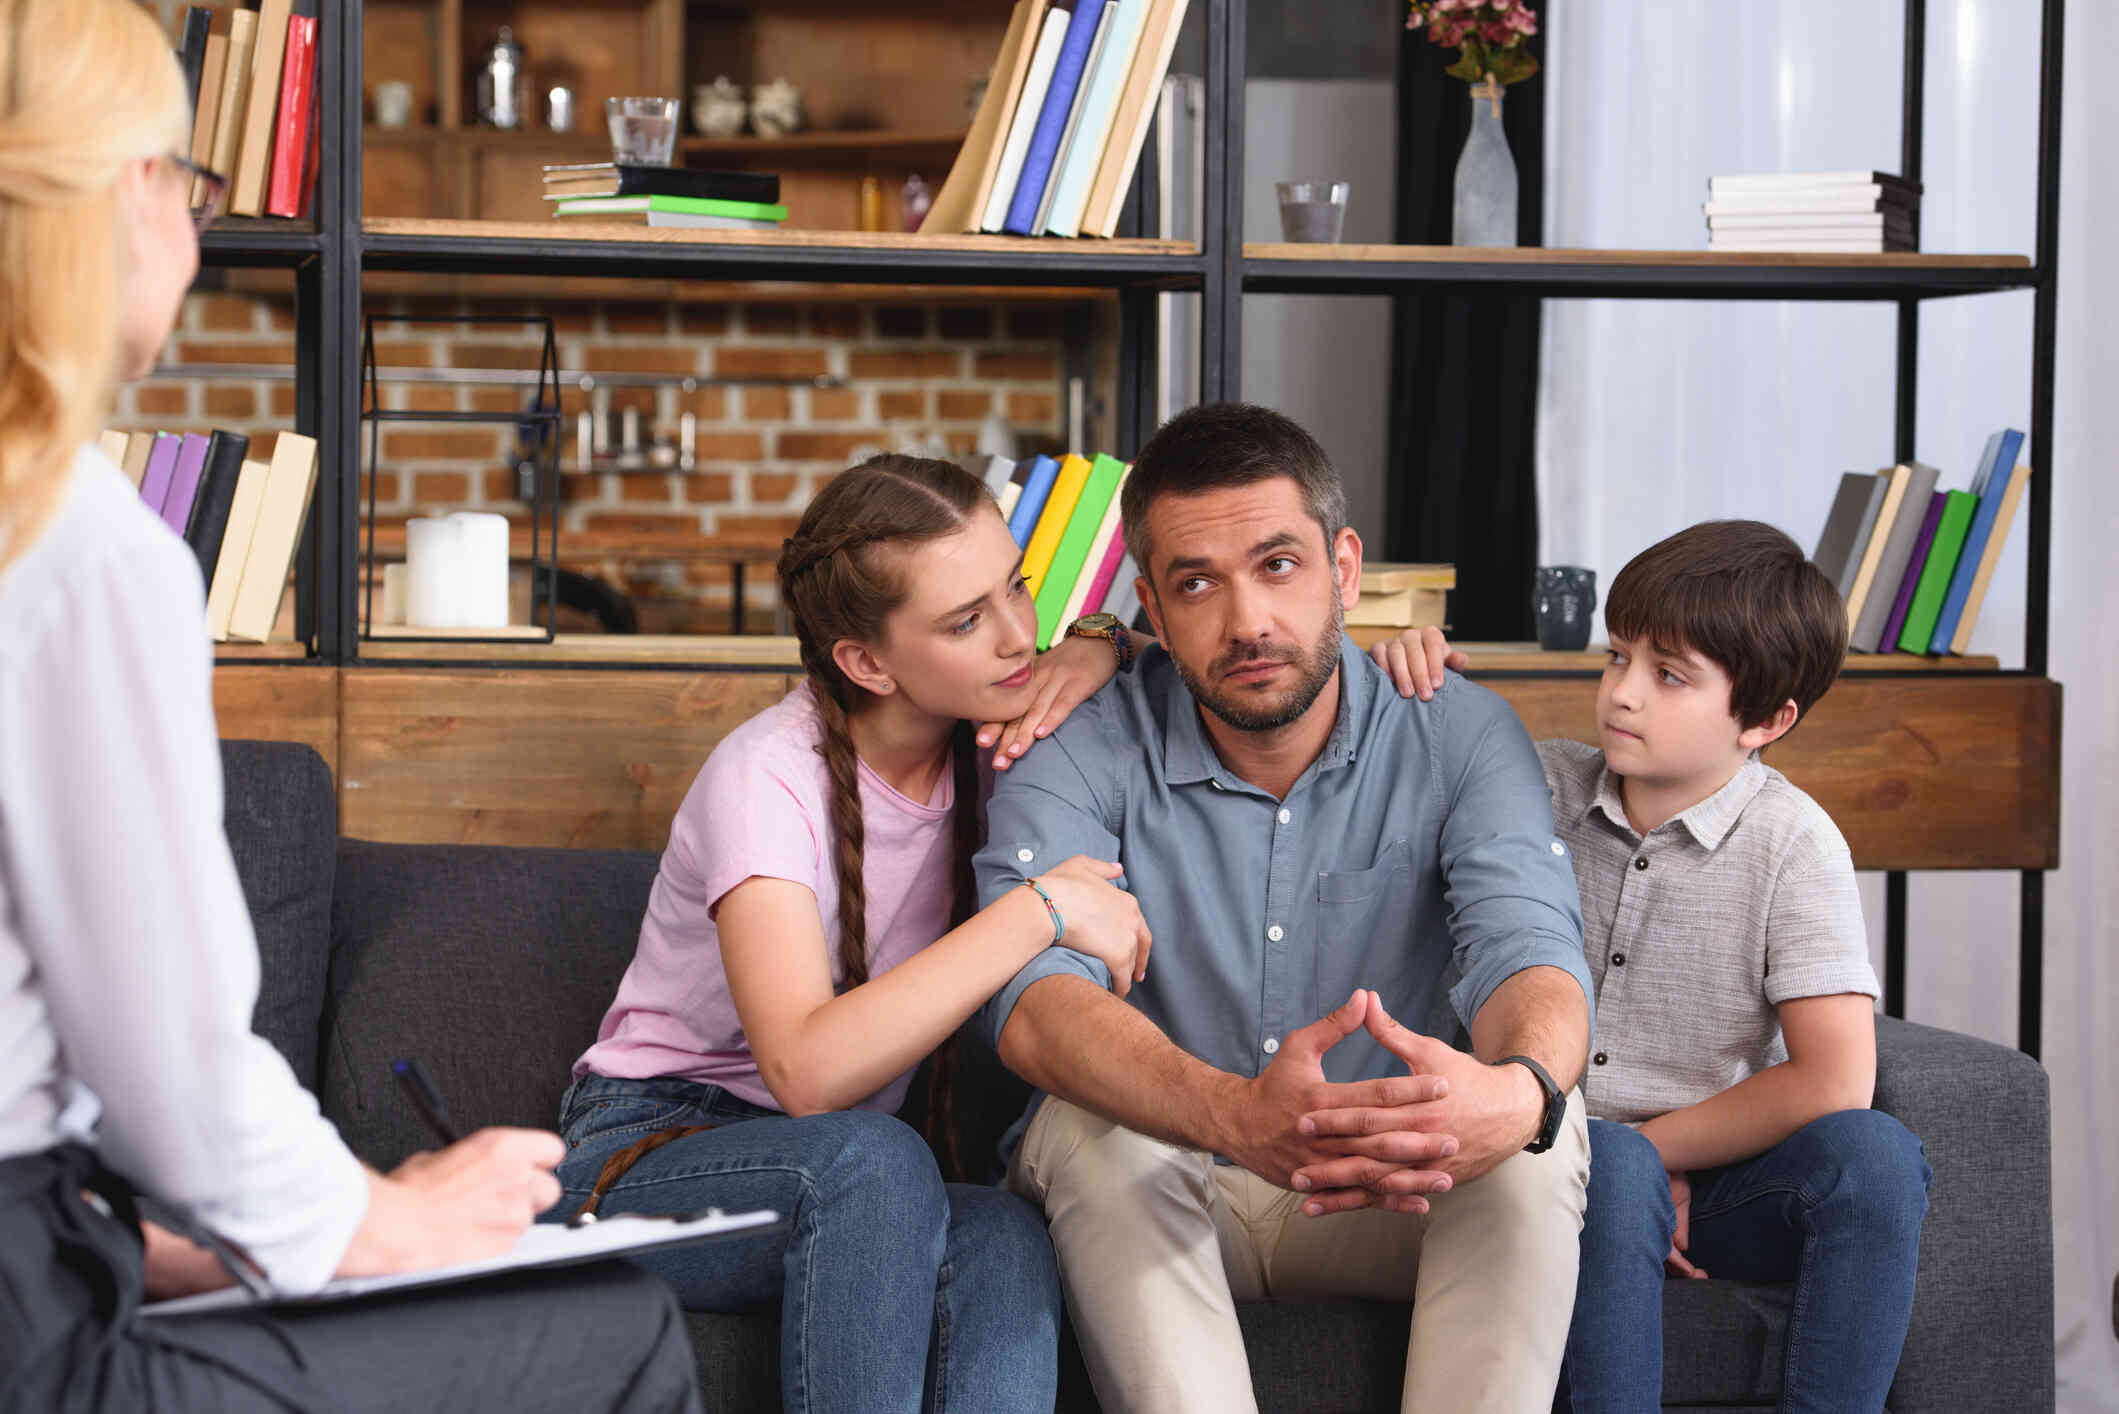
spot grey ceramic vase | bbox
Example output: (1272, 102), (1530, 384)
(1535, 566), (1597, 652)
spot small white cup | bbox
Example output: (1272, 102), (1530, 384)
(374, 80), (415, 130)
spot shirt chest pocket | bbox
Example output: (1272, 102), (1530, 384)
(1313, 838), (1417, 1010)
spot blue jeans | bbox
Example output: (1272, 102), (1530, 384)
(550, 1075), (1061, 1414)
(1563, 1110), (1932, 1414)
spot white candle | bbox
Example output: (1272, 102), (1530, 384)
(405, 516), (457, 627)
(451, 512), (511, 628)
(381, 563), (409, 626)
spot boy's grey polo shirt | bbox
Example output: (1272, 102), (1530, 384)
(975, 637), (1590, 1093)
(1537, 739), (1880, 1127)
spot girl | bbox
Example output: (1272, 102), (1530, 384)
(554, 453), (1456, 1414)
(0, 2), (695, 1409)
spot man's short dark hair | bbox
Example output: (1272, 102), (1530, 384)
(1120, 403), (1348, 576)
(1605, 520), (1847, 730)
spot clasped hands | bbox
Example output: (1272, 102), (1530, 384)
(1222, 988), (1543, 1217)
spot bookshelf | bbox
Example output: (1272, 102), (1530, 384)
(201, 0), (2065, 1055)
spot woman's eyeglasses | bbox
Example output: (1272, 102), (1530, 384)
(165, 153), (229, 235)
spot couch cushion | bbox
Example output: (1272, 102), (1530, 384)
(220, 740), (338, 1090)
(322, 839), (658, 1167)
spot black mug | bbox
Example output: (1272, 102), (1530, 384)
(1534, 566), (1597, 652)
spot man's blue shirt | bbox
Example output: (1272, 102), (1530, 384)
(975, 636), (1591, 1087)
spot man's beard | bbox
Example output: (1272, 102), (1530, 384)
(1169, 597), (1344, 733)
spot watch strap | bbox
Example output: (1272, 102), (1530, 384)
(1499, 1054), (1564, 1154)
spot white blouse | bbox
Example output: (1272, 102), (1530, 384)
(0, 444), (367, 1293)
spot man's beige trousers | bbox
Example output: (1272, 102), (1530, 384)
(1008, 1093), (1590, 1414)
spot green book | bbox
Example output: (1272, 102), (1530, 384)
(1895, 489), (1978, 654)
(553, 193), (791, 222)
(1033, 452), (1126, 649)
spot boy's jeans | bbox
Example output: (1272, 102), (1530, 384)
(1563, 1110), (1931, 1414)
(548, 1074), (1062, 1414)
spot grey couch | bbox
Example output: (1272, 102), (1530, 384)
(222, 739), (2056, 1412)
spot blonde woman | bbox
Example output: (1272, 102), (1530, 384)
(0, 3), (697, 1409)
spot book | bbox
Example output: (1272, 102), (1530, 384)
(1358, 562), (1455, 594)
(160, 433), (212, 537)
(1022, 453), (1092, 593)
(1028, 0), (1118, 236)
(138, 432), (182, 512)
(96, 429), (130, 465)
(978, 453), (1019, 501)
(1073, 501), (1131, 617)
(1811, 472), (1888, 597)
(228, 0), (292, 217)
(208, 10), (259, 195)
(1058, 462), (1130, 626)
(1105, 552), (1143, 629)
(1006, 454), (1061, 545)
(206, 457), (271, 641)
(1946, 462), (2031, 655)
(1346, 588), (1448, 628)
(1850, 460), (1940, 651)
(1042, 0), (1149, 236)
(996, 458), (1034, 521)
(120, 432), (156, 490)
(226, 432), (319, 643)
(175, 7), (212, 116)
(1877, 492), (1945, 653)
(1894, 490), (1977, 654)
(540, 166), (780, 206)
(554, 194), (790, 223)
(1930, 428), (2025, 651)
(188, 30), (229, 207)
(552, 209), (782, 231)
(1708, 238), (1908, 254)
(1842, 463), (1911, 633)
(1080, 0), (1191, 237)
(1708, 212), (1914, 232)
(1709, 171), (1922, 196)
(982, 1), (1072, 234)
(183, 430), (251, 584)
(1704, 185), (1916, 211)
(264, 0), (318, 219)
(923, 0), (1046, 234)
(1035, 452), (1125, 646)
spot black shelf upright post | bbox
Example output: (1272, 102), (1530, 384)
(1883, 0), (1926, 1022)
(1200, 0), (1243, 403)
(326, 0), (366, 664)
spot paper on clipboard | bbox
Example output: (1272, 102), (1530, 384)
(142, 1208), (782, 1318)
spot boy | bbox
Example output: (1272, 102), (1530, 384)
(1540, 521), (1932, 1414)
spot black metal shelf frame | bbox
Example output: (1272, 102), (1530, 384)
(212, 0), (2059, 1054)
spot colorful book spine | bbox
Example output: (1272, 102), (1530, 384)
(1075, 518), (1130, 616)
(1002, 0), (1109, 235)
(1043, 0), (1149, 236)
(1850, 461), (1940, 652)
(206, 458), (271, 641)
(263, 2), (317, 218)
(1034, 453), (1125, 646)
(1105, 552), (1143, 629)
(1877, 492), (1945, 653)
(137, 432), (182, 512)
(1006, 455), (1061, 545)
(981, 4), (1070, 233)
(226, 432), (319, 643)
(1929, 428), (2024, 651)
(184, 430), (251, 583)
(996, 458), (1034, 522)
(1894, 490), (1977, 654)
(1030, 1), (1116, 235)
(159, 433), (212, 536)
(1022, 453), (1092, 592)
(1946, 463), (2032, 655)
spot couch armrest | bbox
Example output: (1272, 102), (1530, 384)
(1872, 1014), (2054, 1413)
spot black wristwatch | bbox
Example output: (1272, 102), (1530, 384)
(1499, 1055), (1566, 1154)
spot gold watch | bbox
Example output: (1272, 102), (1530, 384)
(1066, 612), (1131, 670)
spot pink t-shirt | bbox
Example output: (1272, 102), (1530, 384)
(574, 682), (959, 1113)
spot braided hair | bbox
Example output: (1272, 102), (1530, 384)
(776, 454), (993, 1174)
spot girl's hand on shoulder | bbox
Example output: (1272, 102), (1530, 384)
(1370, 625), (1468, 702)
(976, 633), (1118, 771)
(1030, 855), (1152, 998)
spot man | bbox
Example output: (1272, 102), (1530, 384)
(975, 403), (1594, 1414)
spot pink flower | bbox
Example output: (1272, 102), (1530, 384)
(1481, 19), (1512, 43)
(1506, 6), (1538, 34)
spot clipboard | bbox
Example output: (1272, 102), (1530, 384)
(142, 1207), (783, 1317)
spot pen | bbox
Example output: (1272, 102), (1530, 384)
(391, 1056), (462, 1146)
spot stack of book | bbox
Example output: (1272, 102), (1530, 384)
(96, 427), (320, 644)
(1703, 171), (1919, 253)
(1811, 428), (2031, 657)
(173, 0), (322, 221)
(979, 452), (1140, 646)
(923, 0), (1191, 239)
(1343, 564), (1454, 651)
(543, 165), (789, 231)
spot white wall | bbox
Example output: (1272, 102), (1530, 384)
(1540, 2), (2118, 1405)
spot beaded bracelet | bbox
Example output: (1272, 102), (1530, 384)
(1023, 878), (1066, 944)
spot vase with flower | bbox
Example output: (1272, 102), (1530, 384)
(1407, 0), (1539, 247)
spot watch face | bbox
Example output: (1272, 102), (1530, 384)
(1073, 612), (1120, 633)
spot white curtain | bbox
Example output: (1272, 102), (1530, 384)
(1538, 2), (2117, 1408)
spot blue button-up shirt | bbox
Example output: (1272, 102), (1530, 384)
(975, 637), (1590, 1090)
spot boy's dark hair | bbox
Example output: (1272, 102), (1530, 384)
(1605, 520), (1847, 731)
(1120, 402), (1347, 576)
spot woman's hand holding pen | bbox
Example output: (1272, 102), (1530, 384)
(338, 1128), (566, 1277)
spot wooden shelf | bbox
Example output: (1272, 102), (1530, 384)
(212, 639), (315, 661)
(1437, 642), (2002, 674)
(356, 633), (801, 666)
(365, 125), (969, 158)
(1242, 243), (2037, 299)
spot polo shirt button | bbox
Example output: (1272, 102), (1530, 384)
(1633, 856), (1649, 871)
(1266, 925), (1285, 942)
(1611, 952), (1626, 966)
(1262, 1037), (1280, 1055)
(1593, 1051), (1609, 1065)
(1277, 808), (1292, 825)
(1017, 848), (1035, 864)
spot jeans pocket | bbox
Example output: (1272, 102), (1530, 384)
(562, 1093), (699, 1150)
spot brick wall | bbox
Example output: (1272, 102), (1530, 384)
(118, 291), (1072, 632)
